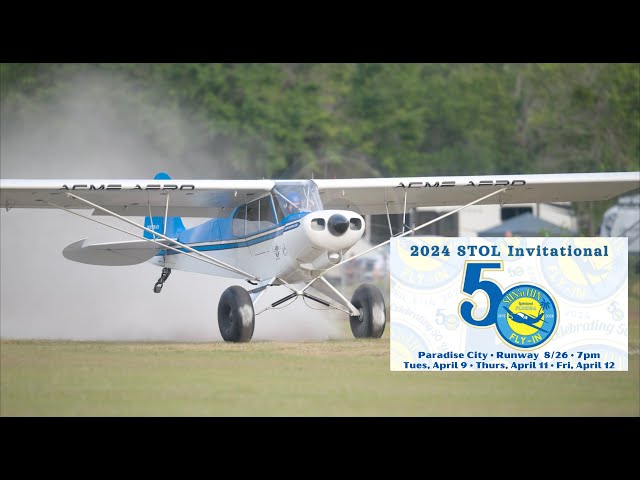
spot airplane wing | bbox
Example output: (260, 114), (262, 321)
(314, 172), (640, 214)
(0, 179), (275, 217)
(2, 172), (639, 217)
(62, 238), (170, 266)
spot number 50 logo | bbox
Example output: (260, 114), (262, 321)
(459, 262), (558, 349)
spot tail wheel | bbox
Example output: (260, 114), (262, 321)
(349, 283), (386, 339)
(218, 285), (255, 342)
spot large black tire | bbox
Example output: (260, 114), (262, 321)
(349, 283), (386, 339)
(218, 286), (255, 342)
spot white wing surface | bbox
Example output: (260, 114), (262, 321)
(0, 179), (275, 217)
(314, 172), (640, 214)
(2, 173), (639, 217)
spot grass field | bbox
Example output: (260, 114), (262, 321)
(2, 261), (638, 417)
(1, 336), (638, 417)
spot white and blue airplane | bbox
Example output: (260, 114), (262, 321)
(1, 171), (638, 342)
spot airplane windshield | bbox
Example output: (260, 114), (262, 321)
(273, 180), (323, 219)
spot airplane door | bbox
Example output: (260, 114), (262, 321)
(248, 236), (273, 256)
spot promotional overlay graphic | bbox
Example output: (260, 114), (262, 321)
(390, 237), (628, 371)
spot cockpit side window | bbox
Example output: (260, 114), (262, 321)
(246, 196), (277, 235)
(232, 205), (246, 237)
(259, 197), (277, 229)
(235, 196), (277, 237)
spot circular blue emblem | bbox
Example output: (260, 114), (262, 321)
(495, 284), (558, 349)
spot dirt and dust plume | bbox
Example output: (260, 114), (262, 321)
(0, 68), (347, 342)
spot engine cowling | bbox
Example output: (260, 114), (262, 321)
(286, 210), (365, 270)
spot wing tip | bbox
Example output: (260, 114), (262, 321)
(62, 238), (88, 256)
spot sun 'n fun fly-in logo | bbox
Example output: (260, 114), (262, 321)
(495, 284), (557, 348)
(457, 262), (559, 350)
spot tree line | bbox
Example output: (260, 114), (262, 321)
(2, 63), (638, 233)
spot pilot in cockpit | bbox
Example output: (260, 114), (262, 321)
(284, 192), (302, 215)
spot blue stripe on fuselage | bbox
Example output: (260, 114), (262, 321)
(156, 220), (301, 256)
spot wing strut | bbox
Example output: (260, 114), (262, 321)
(62, 192), (261, 282)
(147, 201), (155, 240)
(402, 188), (407, 233)
(163, 194), (170, 236)
(384, 201), (394, 237)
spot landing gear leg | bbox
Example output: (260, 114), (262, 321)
(153, 267), (172, 293)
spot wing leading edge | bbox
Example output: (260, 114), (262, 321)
(314, 172), (640, 214)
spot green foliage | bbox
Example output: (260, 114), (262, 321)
(519, 63), (639, 174)
(2, 63), (638, 191)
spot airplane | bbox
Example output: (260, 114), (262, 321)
(502, 306), (549, 334)
(1, 171), (638, 342)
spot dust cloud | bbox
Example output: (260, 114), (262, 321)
(0, 69), (347, 342)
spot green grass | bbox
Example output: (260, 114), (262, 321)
(3, 262), (638, 417)
(1, 337), (638, 417)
